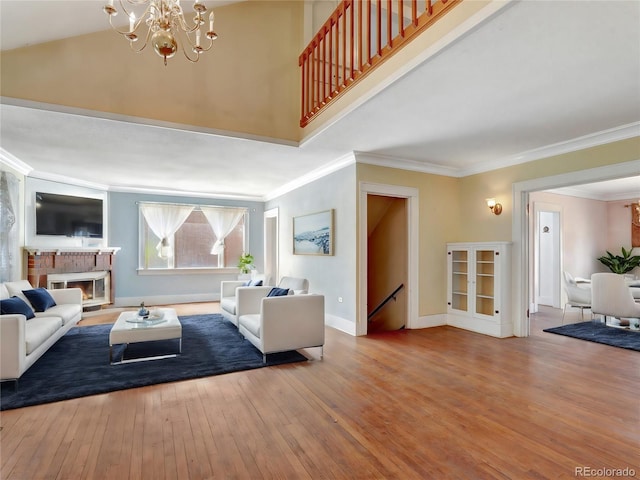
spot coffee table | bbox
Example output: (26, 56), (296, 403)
(109, 308), (182, 364)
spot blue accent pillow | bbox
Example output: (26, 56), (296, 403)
(22, 288), (57, 312)
(1, 297), (36, 319)
(267, 287), (289, 297)
(243, 280), (263, 286)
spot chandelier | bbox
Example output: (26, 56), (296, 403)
(103, 0), (218, 65)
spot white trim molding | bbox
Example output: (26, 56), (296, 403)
(264, 152), (356, 201)
(358, 182), (419, 336)
(0, 148), (33, 175)
(325, 314), (357, 336)
(413, 314), (447, 329)
(354, 151), (460, 177)
(512, 159), (640, 337)
(463, 122), (640, 177)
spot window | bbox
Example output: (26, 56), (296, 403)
(139, 202), (247, 271)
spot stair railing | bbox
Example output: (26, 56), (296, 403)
(368, 283), (405, 321)
(299, 0), (461, 127)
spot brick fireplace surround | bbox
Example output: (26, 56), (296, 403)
(25, 247), (120, 306)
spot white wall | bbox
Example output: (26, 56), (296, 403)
(530, 191), (640, 281)
(266, 165), (357, 333)
(109, 191), (264, 306)
(530, 191), (608, 279)
(25, 177), (108, 249)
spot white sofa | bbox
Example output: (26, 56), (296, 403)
(237, 292), (325, 362)
(220, 276), (309, 326)
(1, 280), (83, 383)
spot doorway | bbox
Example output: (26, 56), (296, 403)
(358, 183), (419, 336)
(513, 160), (640, 337)
(366, 195), (408, 332)
(533, 203), (561, 311)
(264, 208), (278, 286)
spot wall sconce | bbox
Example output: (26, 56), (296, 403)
(486, 198), (502, 215)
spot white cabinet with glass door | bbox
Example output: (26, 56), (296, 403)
(446, 242), (512, 337)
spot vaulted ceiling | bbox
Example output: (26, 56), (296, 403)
(1, 0), (639, 200)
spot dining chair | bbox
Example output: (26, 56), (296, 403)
(591, 273), (640, 326)
(562, 271), (592, 323)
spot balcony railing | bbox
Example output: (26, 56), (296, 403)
(299, 0), (461, 127)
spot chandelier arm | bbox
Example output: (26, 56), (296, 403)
(173, 17), (198, 50)
(129, 27), (153, 54)
(180, 41), (200, 63)
(195, 38), (215, 53)
(176, 25), (214, 53)
(107, 1), (153, 36)
(175, 10), (202, 34)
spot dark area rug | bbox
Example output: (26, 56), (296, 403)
(544, 321), (640, 352)
(1, 314), (307, 411)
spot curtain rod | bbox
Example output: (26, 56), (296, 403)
(135, 200), (247, 211)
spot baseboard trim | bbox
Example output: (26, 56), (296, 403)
(446, 313), (513, 338)
(115, 293), (218, 308)
(325, 314), (356, 336)
(411, 314), (447, 329)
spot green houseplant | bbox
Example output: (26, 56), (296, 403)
(237, 253), (255, 274)
(597, 247), (640, 274)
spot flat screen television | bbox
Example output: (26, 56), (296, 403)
(35, 192), (103, 238)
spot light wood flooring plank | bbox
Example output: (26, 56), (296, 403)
(1, 303), (638, 479)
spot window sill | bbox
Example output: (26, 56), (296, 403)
(137, 268), (239, 276)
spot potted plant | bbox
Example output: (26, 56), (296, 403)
(597, 247), (640, 274)
(237, 253), (255, 274)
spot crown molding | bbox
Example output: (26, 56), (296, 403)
(459, 122), (640, 177)
(109, 184), (264, 202)
(548, 185), (640, 202)
(515, 159), (640, 194)
(353, 151), (460, 177)
(0, 148), (33, 175)
(28, 170), (110, 191)
(352, 123), (640, 179)
(264, 152), (356, 201)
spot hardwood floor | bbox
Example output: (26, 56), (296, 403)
(1, 303), (638, 479)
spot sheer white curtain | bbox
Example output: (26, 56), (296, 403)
(140, 203), (194, 259)
(200, 207), (245, 263)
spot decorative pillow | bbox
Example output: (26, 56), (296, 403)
(1, 296), (36, 319)
(243, 279), (264, 286)
(22, 288), (57, 312)
(267, 287), (289, 297)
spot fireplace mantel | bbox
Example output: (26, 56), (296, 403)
(25, 247), (120, 306)
(24, 246), (121, 256)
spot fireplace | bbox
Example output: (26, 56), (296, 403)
(25, 247), (120, 307)
(47, 271), (110, 307)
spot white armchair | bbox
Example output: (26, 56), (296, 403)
(220, 276), (308, 326)
(591, 273), (640, 327)
(238, 293), (325, 362)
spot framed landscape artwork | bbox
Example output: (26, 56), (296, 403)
(293, 209), (334, 255)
